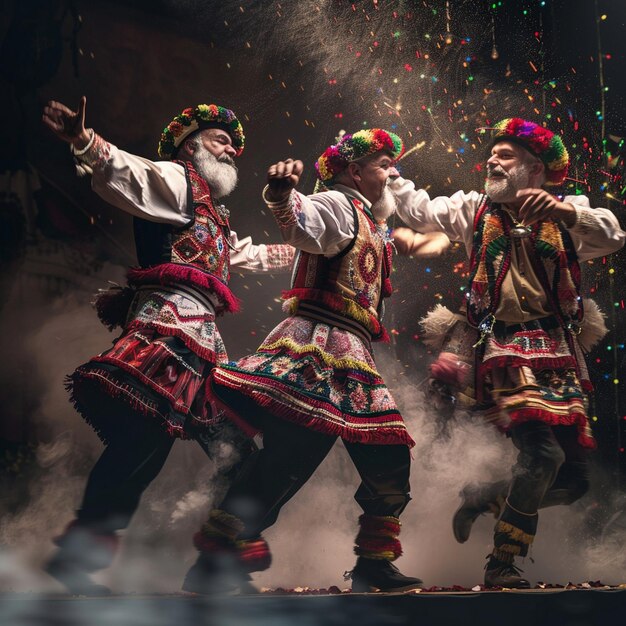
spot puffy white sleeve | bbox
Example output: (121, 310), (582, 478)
(72, 130), (190, 226)
(561, 196), (626, 261)
(389, 176), (482, 254)
(228, 231), (295, 274)
(264, 189), (357, 257)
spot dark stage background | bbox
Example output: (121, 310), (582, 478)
(0, 0), (625, 593)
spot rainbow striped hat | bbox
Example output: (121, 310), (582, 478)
(157, 104), (245, 159)
(315, 129), (404, 184)
(491, 118), (569, 186)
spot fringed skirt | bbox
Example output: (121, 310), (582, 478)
(479, 325), (595, 449)
(421, 307), (595, 449)
(67, 287), (228, 443)
(211, 315), (414, 447)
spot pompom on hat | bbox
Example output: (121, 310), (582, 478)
(157, 104), (245, 159)
(490, 118), (569, 185)
(315, 128), (404, 184)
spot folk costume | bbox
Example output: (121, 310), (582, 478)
(47, 104), (295, 594)
(183, 130), (423, 594)
(391, 118), (625, 587)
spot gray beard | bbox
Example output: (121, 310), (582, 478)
(371, 185), (398, 222)
(485, 162), (531, 203)
(192, 148), (238, 199)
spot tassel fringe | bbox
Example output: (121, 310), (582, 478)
(419, 304), (466, 350)
(127, 264), (240, 314)
(578, 298), (608, 352)
(494, 520), (535, 545)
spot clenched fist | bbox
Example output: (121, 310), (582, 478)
(266, 158), (304, 203)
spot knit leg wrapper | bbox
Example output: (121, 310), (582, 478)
(492, 503), (537, 563)
(354, 514), (403, 561)
(236, 538), (272, 572)
(193, 509), (272, 573)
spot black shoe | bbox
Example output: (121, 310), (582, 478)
(484, 556), (530, 589)
(452, 482), (507, 543)
(348, 557), (423, 593)
(45, 526), (117, 596)
(44, 552), (111, 596)
(182, 552), (258, 596)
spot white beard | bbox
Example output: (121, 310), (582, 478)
(192, 147), (238, 199)
(485, 162), (532, 203)
(371, 184), (398, 222)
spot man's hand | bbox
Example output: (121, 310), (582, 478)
(42, 96), (90, 149)
(516, 188), (576, 227)
(266, 159), (304, 203)
(392, 227), (450, 257)
(392, 227), (416, 256)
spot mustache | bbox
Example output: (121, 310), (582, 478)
(218, 154), (236, 168)
(486, 165), (508, 178)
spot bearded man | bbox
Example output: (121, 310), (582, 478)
(41, 97), (295, 594)
(391, 118), (625, 588)
(180, 129), (449, 594)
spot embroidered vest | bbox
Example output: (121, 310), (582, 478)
(466, 200), (583, 332)
(129, 161), (239, 314)
(283, 196), (393, 341)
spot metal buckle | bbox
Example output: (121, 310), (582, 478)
(567, 321), (582, 335)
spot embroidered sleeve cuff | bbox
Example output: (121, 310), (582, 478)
(71, 128), (95, 156)
(262, 185), (300, 228)
(71, 130), (112, 175)
(265, 244), (296, 270)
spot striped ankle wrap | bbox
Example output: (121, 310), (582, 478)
(193, 509), (271, 572)
(354, 514), (403, 561)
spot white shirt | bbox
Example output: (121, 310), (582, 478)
(389, 177), (625, 262)
(74, 135), (293, 273)
(276, 184), (374, 257)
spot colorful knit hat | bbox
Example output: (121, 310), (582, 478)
(315, 129), (404, 184)
(491, 118), (569, 185)
(157, 104), (245, 159)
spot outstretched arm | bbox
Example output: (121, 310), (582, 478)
(388, 177), (482, 253)
(228, 231), (295, 274)
(392, 227), (451, 258)
(42, 97), (189, 225)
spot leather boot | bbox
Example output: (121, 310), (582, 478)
(350, 514), (422, 592)
(452, 480), (508, 543)
(44, 522), (118, 595)
(484, 555), (530, 589)
(348, 557), (423, 593)
(182, 551), (257, 595)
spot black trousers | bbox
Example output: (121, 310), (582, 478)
(507, 421), (590, 515)
(216, 403), (412, 540)
(76, 416), (254, 533)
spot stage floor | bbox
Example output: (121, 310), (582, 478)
(2, 586), (625, 626)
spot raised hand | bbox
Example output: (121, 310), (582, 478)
(42, 96), (90, 148)
(266, 159), (304, 203)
